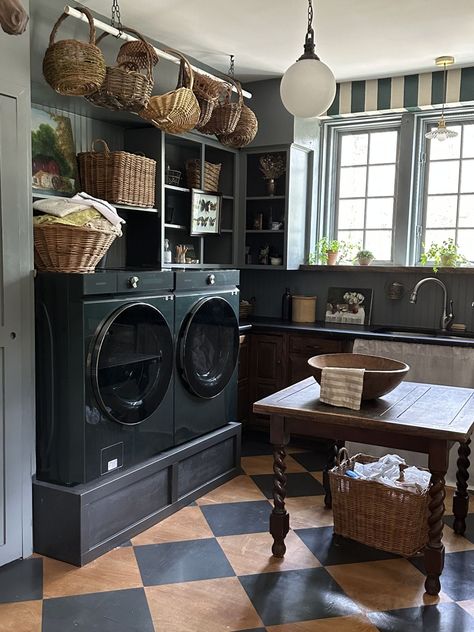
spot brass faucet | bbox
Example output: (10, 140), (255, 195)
(409, 277), (454, 331)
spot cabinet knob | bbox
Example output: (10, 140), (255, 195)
(207, 273), (216, 285)
(129, 275), (140, 289)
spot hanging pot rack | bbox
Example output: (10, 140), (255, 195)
(63, 5), (252, 99)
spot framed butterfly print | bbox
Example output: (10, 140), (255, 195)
(190, 189), (222, 235)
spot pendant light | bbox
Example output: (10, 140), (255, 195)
(280, 0), (336, 118)
(425, 56), (458, 142)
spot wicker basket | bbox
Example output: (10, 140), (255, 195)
(178, 63), (223, 129)
(239, 301), (254, 320)
(43, 7), (106, 96)
(200, 77), (243, 136)
(116, 39), (159, 71)
(218, 103), (258, 148)
(85, 27), (155, 113)
(165, 169), (182, 186)
(77, 139), (156, 207)
(139, 50), (200, 134)
(329, 450), (430, 557)
(186, 159), (221, 192)
(34, 224), (116, 273)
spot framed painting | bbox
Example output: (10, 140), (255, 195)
(325, 287), (374, 326)
(190, 189), (222, 235)
(31, 107), (77, 196)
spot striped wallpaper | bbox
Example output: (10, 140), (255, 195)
(325, 66), (474, 117)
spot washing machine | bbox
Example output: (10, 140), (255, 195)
(35, 269), (175, 486)
(174, 269), (240, 445)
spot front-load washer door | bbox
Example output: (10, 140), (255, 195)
(91, 303), (173, 425)
(178, 296), (239, 399)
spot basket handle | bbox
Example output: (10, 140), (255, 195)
(95, 27), (156, 83)
(91, 139), (111, 154)
(335, 447), (350, 467)
(49, 6), (97, 47)
(165, 48), (194, 90)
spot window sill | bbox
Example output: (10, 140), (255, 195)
(299, 264), (474, 274)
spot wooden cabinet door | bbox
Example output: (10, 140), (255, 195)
(250, 334), (286, 405)
(287, 335), (344, 385)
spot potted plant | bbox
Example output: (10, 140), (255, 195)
(355, 249), (375, 266)
(308, 237), (352, 265)
(420, 238), (467, 272)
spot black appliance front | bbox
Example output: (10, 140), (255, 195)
(35, 271), (175, 486)
(174, 272), (240, 445)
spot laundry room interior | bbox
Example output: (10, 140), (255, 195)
(3, 1), (474, 631)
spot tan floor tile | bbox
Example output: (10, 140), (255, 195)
(145, 577), (263, 632)
(43, 546), (142, 598)
(267, 614), (378, 631)
(457, 599), (474, 617)
(444, 486), (474, 516)
(311, 471), (324, 485)
(443, 523), (474, 553)
(217, 530), (320, 575)
(287, 447), (310, 454)
(241, 454), (306, 475)
(196, 475), (266, 505)
(285, 496), (334, 529)
(0, 600), (42, 632)
(327, 558), (451, 612)
(131, 506), (213, 545)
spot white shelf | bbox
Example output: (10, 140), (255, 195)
(165, 223), (188, 230)
(164, 184), (190, 193)
(246, 195), (285, 201)
(32, 191), (158, 213)
(246, 229), (284, 234)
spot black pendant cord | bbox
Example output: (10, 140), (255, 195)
(110, 0), (123, 37)
(299, 0), (319, 61)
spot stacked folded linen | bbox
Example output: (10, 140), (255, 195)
(320, 366), (365, 411)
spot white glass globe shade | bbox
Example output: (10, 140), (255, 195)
(280, 58), (336, 118)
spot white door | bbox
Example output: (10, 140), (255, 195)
(0, 90), (31, 565)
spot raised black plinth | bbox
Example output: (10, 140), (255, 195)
(33, 423), (241, 566)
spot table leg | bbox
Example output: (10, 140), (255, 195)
(424, 465), (447, 596)
(453, 439), (471, 536)
(270, 444), (289, 558)
(323, 440), (344, 509)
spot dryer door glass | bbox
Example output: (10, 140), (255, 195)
(179, 296), (239, 399)
(92, 303), (173, 425)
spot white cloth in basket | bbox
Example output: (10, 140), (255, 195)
(320, 366), (365, 411)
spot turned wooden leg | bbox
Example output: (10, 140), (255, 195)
(453, 439), (471, 535)
(323, 440), (344, 509)
(424, 470), (447, 595)
(270, 444), (289, 558)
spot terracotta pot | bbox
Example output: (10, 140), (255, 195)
(326, 251), (338, 265)
(357, 256), (373, 266)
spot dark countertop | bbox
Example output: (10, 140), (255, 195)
(239, 316), (474, 348)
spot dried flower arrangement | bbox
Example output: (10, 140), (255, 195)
(259, 153), (286, 180)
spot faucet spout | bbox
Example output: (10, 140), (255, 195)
(408, 277), (454, 331)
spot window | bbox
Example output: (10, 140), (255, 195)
(422, 121), (474, 261)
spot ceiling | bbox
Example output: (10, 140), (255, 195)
(79, 0), (474, 82)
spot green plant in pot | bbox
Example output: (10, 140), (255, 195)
(355, 249), (374, 266)
(420, 238), (467, 272)
(308, 237), (352, 265)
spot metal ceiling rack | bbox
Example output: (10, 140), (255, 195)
(64, 5), (252, 99)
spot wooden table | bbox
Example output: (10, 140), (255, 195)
(253, 377), (474, 596)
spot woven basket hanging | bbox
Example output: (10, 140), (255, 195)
(218, 101), (258, 148)
(200, 77), (243, 136)
(139, 49), (200, 135)
(43, 6), (106, 96)
(177, 62), (223, 129)
(34, 223), (116, 274)
(116, 39), (159, 71)
(85, 27), (155, 113)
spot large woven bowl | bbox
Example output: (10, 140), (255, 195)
(308, 353), (409, 400)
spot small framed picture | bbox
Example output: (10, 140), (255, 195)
(190, 189), (222, 235)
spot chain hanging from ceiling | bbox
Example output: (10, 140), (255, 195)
(228, 54), (235, 78)
(110, 0), (123, 36)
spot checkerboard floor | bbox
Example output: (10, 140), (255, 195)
(2, 433), (474, 632)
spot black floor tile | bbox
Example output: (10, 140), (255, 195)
(445, 513), (474, 544)
(237, 629), (266, 632)
(241, 438), (274, 457)
(42, 588), (154, 632)
(134, 538), (235, 586)
(239, 567), (359, 626)
(251, 473), (325, 499)
(290, 450), (328, 472)
(295, 526), (398, 566)
(200, 500), (272, 536)
(0, 557), (43, 603)
(410, 549), (474, 601)
(368, 602), (474, 632)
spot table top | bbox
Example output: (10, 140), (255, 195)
(253, 378), (474, 442)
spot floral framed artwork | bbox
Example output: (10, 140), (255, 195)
(190, 189), (222, 235)
(31, 107), (77, 196)
(325, 287), (374, 325)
